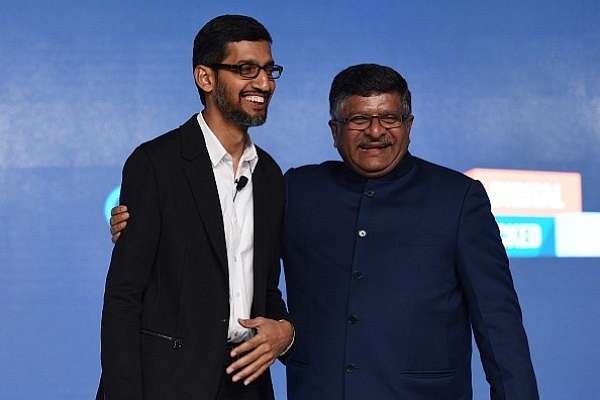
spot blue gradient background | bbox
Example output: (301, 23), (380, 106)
(1, 1), (599, 398)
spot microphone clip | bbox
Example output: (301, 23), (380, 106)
(233, 176), (249, 201)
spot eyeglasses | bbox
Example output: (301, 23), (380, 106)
(333, 114), (410, 130)
(210, 63), (283, 80)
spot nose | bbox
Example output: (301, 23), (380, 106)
(365, 116), (386, 137)
(252, 68), (274, 92)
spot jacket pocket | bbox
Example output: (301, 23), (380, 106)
(140, 329), (183, 350)
(401, 370), (456, 379)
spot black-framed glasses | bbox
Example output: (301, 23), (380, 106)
(333, 114), (410, 130)
(210, 63), (283, 80)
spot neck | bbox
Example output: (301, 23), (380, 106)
(202, 109), (249, 171)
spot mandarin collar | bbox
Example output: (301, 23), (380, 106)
(338, 151), (416, 184)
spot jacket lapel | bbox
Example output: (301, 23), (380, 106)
(252, 160), (268, 277)
(179, 115), (228, 273)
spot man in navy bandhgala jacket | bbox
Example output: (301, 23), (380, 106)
(282, 64), (539, 400)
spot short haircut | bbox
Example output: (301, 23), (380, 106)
(192, 14), (273, 104)
(329, 63), (412, 118)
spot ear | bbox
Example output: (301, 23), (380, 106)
(404, 114), (414, 140)
(194, 65), (215, 95)
(328, 120), (339, 148)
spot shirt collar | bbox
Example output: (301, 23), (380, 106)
(196, 112), (259, 173)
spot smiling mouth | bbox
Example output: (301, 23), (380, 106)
(359, 142), (391, 151)
(244, 95), (267, 104)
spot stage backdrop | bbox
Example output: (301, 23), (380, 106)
(1, 1), (599, 398)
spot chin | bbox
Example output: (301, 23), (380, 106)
(248, 115), (267, 126)
(229, 111), (267, 127)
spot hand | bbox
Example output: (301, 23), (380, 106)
(226, 317), (293, 385)
(110, 205), (129, 243)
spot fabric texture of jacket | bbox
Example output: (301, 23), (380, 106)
(98, 115), (288, 399)
(282, 152), (538, 400)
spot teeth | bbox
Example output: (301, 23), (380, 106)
(245, 95), (265, 103)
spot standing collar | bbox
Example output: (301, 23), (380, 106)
(339, 151), (416, 183)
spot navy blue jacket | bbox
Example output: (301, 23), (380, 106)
(282, 152), (538, 400)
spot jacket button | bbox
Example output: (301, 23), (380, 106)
(352, 270), (363, 279)
(358, 229), (367, 238)
(345, 363), (357, 373)
(347, 315), (359, 324)
(365, 190), (375, 198)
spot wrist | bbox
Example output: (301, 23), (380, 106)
(278, 319), (295, 356)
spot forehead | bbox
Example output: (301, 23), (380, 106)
(342, 93), (403, 114)
(223, 40), (273, 64)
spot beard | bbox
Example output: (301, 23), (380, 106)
(215, 80), (268, 127)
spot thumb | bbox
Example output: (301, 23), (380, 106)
(238, 317), (261, 329)
(238, 318), (256, 328)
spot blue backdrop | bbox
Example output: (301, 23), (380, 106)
(1, 1), (599, 398)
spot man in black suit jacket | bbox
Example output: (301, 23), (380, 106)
(97, 15), (293, 400)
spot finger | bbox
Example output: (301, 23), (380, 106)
(241, 364), (269, 386)
(110, 221), (127, 235)
(230, 353), (271, 383)
(238, 355), (274, 385)
(228, 341), (278, 373)
(230, 341), (251, 357)
(111, 205), (126, 216)
(237, 317), (263, 329)
(111, 232), (121, 244)
(227, 343), (261, 373)
(110, 212), (129, 227)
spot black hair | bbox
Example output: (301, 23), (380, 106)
(329, 63), (412, 118)
(192, 15), (272, 104)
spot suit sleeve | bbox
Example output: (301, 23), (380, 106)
(265, 169), (291, 323)
(456, 180), (539, 400)
(100, 147), (161, 399)
(260, 158), (293, 360)
(269, 198), (296, 363)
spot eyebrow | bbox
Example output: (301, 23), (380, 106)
(228, 59), (275, 66)
(348, 110), (403, 116)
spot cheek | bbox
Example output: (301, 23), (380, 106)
(393, 131), (410, 148)
(335, 137), (356, 160)
(340, 137), (359, 154)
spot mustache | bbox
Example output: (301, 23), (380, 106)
(356, 136), (395, 147)
(242, 89), (272, 97)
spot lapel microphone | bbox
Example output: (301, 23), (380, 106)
(233, 176), (249, 201)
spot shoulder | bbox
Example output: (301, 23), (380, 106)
(412, 157), (490, 206)
(126, 116), (200, 166)
(137, 129), (178, 155)
(285, 161), (341, 181)
(255, 146), (283, 175)
(139, 116), (198, 154)
(413, 156), (475, 186)
(255, 146), (284, 188)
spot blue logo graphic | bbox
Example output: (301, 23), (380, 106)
(496, 216), (555, 257)
(104, 185), (121, 224)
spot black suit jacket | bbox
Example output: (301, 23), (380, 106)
(98, 115), (288, 399)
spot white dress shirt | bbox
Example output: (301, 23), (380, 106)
(197, 113), (257, 343)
